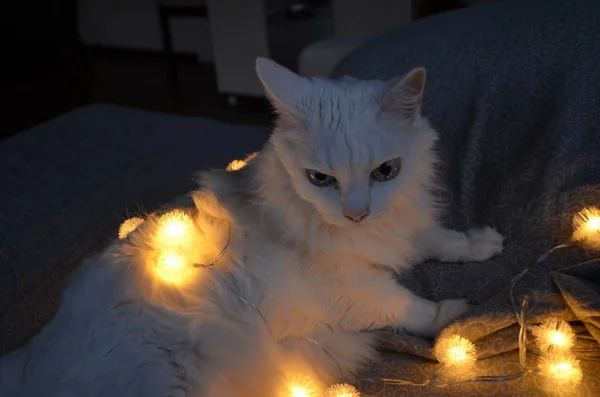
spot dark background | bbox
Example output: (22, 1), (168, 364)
(0, 0), (466, 139)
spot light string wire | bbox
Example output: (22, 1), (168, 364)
(304, 336), (345, 381)
(509, 242), (571, 325)
(364, 367), (530, 388)
(191, 225), (273, 336)
(508, 242), (570, 369)
(518, 295), (529, 367)
(191, 224), (231, 269)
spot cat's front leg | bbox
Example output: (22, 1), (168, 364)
(415, 226), (504, 263)
(336, 273), (469, 338)
(390, 287), (470, 339)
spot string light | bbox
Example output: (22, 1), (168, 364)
(226, 159), (248, 171)
(532, 318), (576, 353)
(434, 334), (477, 369)
(226, 152), (257, 172)
(118, 201), (599, 394)
(538, 352), (583, 386)
(155, 210), (194, 246)
(324, 383), (361, 397)
(155, 249), (193, 285)
(150, 210), (197, 285)
(572, 207), (600, 249)
(118, 217), (145, 239)
(286, 375), (319, 397)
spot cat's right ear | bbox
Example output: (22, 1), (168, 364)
(256, 57), (307, 116)
(380, 67), (427, 120)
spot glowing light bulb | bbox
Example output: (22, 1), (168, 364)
(324, 383), (361, 397)
(118, 217), (145, 239)
(587, 217), (600, 229)
(155, 249), (193, 285)
(538, 353), (583, 386)
(286, 375), (318, 397)
(434, 334), (477, 368)
(226, 152), (257, 172)
(551, 331), (567, 345)
(155, 210), (194, 246)
(532, 318), (576, 353)
(226, 159), (248, 171)
(572, 207), (600, 249)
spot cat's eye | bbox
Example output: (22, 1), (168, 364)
(371, 158), (401, 181)
(306, 169), (336, 187)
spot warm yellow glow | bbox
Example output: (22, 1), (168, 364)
(538, 353), (583, 386)
(226, 152), (257, 171)
(286, 375), (318, 397)
(551, 332), (567, 345)
(533, 318), (576, 353)
(155, 210), (194, 246)
(118, 217), (145, 239)
(572, 207), (600, 249)
(324, 383), (361, 397)
(434, 334), (477, 367)
(588, 217), (600, 229)
(155, 249), (193, 285)
(226, 159), (248, 172)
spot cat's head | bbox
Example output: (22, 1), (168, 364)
(256, 58), (437, 228)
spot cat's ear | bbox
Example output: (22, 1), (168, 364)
(256, 57), (308, 116)
(380, 67), (426, 120)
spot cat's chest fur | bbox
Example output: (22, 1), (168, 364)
(198, 158), (436, 339)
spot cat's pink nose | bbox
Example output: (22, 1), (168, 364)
(343, 209), (370, 223)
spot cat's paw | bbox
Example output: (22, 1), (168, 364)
(418, 299), (471, 338)
(465, 226), (504, 262)
(404, 299), (471, 339)
(435, 299), (470, 329)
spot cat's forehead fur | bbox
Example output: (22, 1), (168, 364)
(256, 57), (431, 180)
(284, 76), (416, 175)
(298, 76), (389, 123)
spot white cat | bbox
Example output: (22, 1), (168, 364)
(0, 58), (503, 397)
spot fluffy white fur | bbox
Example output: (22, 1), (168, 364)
(0, 58), (504, 397)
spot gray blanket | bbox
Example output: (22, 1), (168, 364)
(334, 0), (600, 395)
(0, 105), (269, 354)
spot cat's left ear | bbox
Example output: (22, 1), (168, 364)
(379, 67), (426, 120)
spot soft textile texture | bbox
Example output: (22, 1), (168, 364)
(334, 0), (600, 395)
(0, 105), (269, 354)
